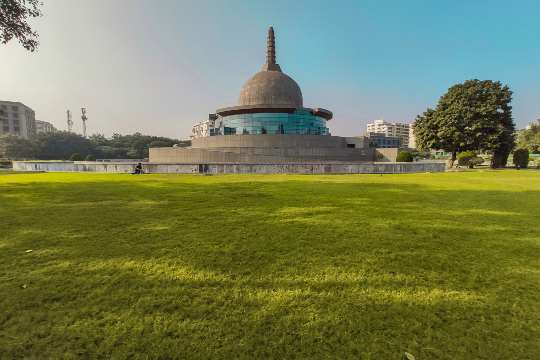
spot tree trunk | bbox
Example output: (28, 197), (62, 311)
(449, 151), (457, 168)
(491, 149), (510, 169)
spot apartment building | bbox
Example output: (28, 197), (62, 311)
(35, 120), (57, 134)
(0, 101), (36, 139)
(366, 119), (410, 148)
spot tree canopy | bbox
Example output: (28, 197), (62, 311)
(414, 79), (515, 168)
(0, 132), (189, 160)
(0, 0), (42, 52)
(34, 132), (94, 160)
(0, 135), (36, 159)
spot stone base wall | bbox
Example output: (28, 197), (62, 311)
(149, 147), (375, 163)
(13, 161), (446, 174)
(150, 135), (375, 163)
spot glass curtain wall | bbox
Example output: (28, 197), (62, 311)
(215, 110), (329, 136)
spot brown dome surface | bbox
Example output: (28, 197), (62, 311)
(238, 70), (303, 108)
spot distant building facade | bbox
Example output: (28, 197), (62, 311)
(191, 115), (217, 139)
(0, 101), (36, 139)
(525, 119), (539, 130)
(368, 133), (401, 148)
(408, 122), (416, 149)
(367, 119), (410, 148)
(35, 120), (57, 134)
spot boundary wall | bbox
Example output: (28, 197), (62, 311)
(13, 161), (446, 174)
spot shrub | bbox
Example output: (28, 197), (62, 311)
(513, 148), (529, 169)
(457, 151), (477, 168)
(85, 154), (96, 161)
(0, 159), (12, 168)
(396, 151), (413, 162)
(70, 153), (83, 161)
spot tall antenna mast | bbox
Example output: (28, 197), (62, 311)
(67, 110), (73, 132)
(81, 108), (88, 137)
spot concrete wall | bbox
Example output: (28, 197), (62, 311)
(13, 161), (446, 174)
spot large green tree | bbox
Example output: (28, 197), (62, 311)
(0, 0), (43, 52)
(414, 80), (515, 168)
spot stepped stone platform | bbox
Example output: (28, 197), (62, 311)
(150, 135), (375, 164)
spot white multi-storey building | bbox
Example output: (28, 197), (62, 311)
(408, 122), (416, 149)
(366, 119), (411, 148)
(35, 120), (57, 134)
(0, 101), (36, 139)
(191, 115), (217, 139)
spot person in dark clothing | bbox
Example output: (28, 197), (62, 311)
(133, 163), (144, 174)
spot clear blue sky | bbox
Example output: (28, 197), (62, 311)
(1, 0), (538, 138)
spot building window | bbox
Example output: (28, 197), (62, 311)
(13, 113), (19, 118)
(11, 105), (18, 111)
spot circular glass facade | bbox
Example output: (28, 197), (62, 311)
(213, 109), (329, 136)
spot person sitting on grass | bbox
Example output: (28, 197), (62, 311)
(133, 163), (144, 174)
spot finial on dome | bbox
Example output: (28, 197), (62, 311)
(262, 26), (281, 72)
(267, 27), (276, 65)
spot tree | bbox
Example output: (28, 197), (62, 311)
(457, 151), (484, 168)
(0, 135), (35, 159)
(396, 151), (413, 162)
(414, 80), (515, 168)
(88, 133), (109, 146)
(0, 0), (43, 52)
(457, 151), (476, 167)
(103, 133), (182, 159)
(512, 148), (529, 169)
(69, 153), (82, 161)
(517, 120), (540, 153)
(34, 132), (93, 160)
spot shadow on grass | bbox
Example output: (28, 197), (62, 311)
(1, 176), (539, 359)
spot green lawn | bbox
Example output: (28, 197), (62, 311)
(1, 171), (539, 359)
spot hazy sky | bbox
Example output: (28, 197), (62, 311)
(1, 0), (539, 138)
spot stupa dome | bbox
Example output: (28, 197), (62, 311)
(239, 71), (303, 107)
(237, 27), (303, 108)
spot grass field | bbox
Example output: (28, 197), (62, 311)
(1, 171), (539, 359)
